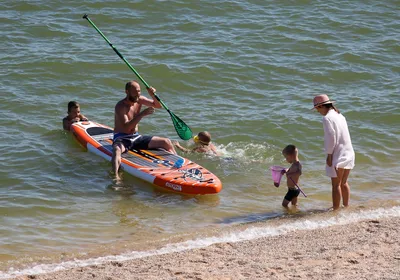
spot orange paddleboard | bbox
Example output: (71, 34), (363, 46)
(70, 121), (222, 195)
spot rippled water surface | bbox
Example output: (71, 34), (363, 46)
(1, 0), (399, 274)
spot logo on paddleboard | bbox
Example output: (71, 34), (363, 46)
(165, 182), (182, 191)
(180, 168), (203, 181)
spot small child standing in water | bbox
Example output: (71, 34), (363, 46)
(276, 145), (302, 208)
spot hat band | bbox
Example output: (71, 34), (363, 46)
(314, 100), (332, 107)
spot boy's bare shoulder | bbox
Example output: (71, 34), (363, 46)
(62, 116), (70, 125)
(297, 161), (303, 173)
(63, 117), (71, 130)
(289, 161), (302, 173)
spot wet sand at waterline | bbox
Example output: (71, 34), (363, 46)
(13, 215), (400, 280)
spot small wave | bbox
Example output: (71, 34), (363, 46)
(2, 206), (399, 279)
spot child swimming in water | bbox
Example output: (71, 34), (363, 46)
(174, 131), (219, 155)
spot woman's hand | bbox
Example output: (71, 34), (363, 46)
(326, 154), (333, 167)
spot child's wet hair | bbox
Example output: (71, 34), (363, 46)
(67, 101), (80, 112)
(198, 131), (211, 143)
(282, 144), (297, 155)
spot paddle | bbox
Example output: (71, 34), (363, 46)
(82, 14), (193, 140)
(289, 176), (307, 197)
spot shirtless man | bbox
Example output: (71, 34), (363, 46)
(112, 81), (177, 180)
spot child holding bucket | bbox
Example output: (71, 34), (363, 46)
(271, 145), (304, 208)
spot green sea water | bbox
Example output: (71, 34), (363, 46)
(1, 0), (399, 274)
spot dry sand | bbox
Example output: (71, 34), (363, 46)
(15, 217), (400, 280)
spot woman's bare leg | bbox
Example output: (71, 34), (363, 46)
(331, 175), (342, 210)
(340, 168), (351, 207)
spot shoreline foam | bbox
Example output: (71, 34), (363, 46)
(3, 206), (400, 279)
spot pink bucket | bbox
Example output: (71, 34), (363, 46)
(270, 165), (285, 187)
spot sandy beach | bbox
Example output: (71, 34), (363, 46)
(12, 215), (399, 280)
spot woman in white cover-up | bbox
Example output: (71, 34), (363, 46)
(312, 94), (355, 210)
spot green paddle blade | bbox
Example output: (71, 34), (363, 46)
(170, 111), (193, 140)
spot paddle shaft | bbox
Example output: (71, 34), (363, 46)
(82, 14), (193, 140)
(82, 14), (169, 111)
(289, 176), (307, 197)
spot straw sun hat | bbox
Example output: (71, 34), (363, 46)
(312, 94), (335, 109)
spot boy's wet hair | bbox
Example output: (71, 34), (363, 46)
(198, 131), (211, 143)
(194, 131), (211, 145)
(68, 101), (80, 112)
(282, 144), (297, 155)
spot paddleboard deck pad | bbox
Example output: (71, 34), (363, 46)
(71, 121), (222, 195)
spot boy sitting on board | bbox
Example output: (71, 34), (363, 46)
(174, 131), (220, 155)
(276, 144), (302, 208)
(63, 101), (88, 131)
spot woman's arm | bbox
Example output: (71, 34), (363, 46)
(323, 117), (336, 155)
